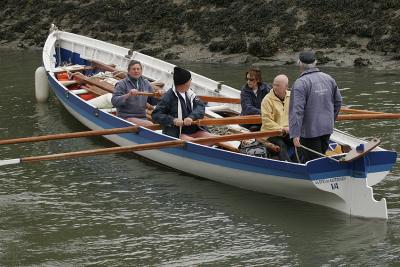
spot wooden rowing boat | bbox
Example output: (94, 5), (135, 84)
(39, 27), (397, 219)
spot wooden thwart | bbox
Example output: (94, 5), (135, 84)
(80, 84), (109, 96)
(72, 72), (115, 93)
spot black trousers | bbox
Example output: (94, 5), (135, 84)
(269, 135), (294, 162)
(300, 134), (331, 163)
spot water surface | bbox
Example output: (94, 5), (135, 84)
(0, 49), (399, 266)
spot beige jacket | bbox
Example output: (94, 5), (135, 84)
(261, 90), (290, 132)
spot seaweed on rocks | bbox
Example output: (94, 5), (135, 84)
(0, 0), (399, 68)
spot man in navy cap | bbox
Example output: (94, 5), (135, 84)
(289, 51), (342, 162)
(152, 66), (213, 141)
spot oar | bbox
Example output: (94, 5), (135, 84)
(337, 113), (400, 121)
(3, 112), (392, 147)
(340, 107), (384, 114)
(0, 130), (282, 166)
(193, 115), (260, 126)
(145, 115), (261, 130)
(0, 126), (140, 145)
(197, 95), (241, 104)
(0, 116), (260, 146)
(135, 91), (241, 104)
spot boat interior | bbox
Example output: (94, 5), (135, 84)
(52, 61), (350, 161)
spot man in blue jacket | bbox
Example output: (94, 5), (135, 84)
(240, 67), (271, 131)
(289, 51), (342, 162)
(151, 66), (213, 141)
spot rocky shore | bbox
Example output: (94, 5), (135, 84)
(1, 0), (399, 69)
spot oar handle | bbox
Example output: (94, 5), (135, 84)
(136, 92), (160, 97)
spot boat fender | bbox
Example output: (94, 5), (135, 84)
(35, 66), (49, 102)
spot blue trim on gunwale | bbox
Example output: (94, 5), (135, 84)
(47, 49), (397, 181)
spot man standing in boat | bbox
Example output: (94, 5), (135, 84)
(289, 51), (342, 162)
(151, 66), (213, 141)
(111, 60), (158, 126)
(261, 74), (293, 161)
(240, 67), (271, 131)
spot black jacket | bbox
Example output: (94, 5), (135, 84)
(240, 82), (271, 130)
(240, 82), (271, 115)
(151, 87), (206, 138)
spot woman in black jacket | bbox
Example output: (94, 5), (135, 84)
(240, 67), (271, 131)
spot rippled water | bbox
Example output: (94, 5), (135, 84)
(0, 49), (399, 266)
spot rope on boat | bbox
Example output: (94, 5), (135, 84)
(299, 145), (341, 163)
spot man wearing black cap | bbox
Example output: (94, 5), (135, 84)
(152, 66), (213, 140)
(289, 51), (342, 162)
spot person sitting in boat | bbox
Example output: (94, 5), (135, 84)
(151, 66), (214, 141)
(240, 66), (271, 131)
(111, 60), (160, 126)
(261, 74), (294, 161)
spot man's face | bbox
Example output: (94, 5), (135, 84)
(128, 64), (142, 79)
(177, 79), (192, 92)
(273, 79), (287, 99)
(246, 74), (257, 89)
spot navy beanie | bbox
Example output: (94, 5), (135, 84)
(173, 67), (191, 85)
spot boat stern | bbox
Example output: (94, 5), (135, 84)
(307, 150), (397, 219)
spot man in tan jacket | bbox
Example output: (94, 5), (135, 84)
(261, 74), (293, 161)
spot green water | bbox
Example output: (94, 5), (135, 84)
(0, 49), (399, 266)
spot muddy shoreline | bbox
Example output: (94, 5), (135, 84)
(2, 42), (398, 71)
(2, 1), (399, 70)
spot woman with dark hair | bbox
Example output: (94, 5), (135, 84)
(240, 67), (271, 131)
